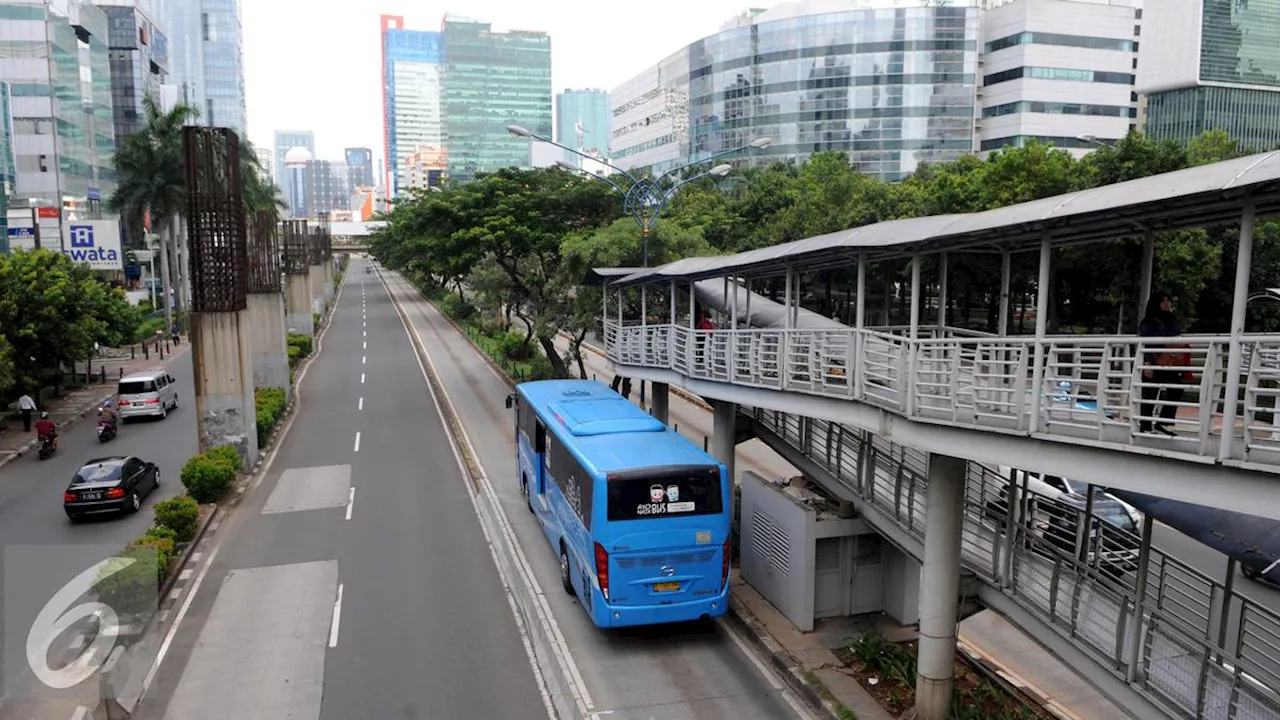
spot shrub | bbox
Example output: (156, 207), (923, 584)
(180, 454), (236, 504)
(313, 311), (321, 328)
(204, 444), (243, 473)
(153, 496), (199, 542)
(287, 333), (313, 357)
(144, 524), (178, 545)
(255, 387), (287, 445)
(499, 332), (532, 361)
(440, 294), (477, 323)
(526, 354), (556, 381)
(288, 344), (302, 366)
(93, 544), (164, 614)
(133, 316), (167, 343)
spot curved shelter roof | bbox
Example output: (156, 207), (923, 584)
(609, 150), (1280, 287)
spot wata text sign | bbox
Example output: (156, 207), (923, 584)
(60, 220), (123, 270)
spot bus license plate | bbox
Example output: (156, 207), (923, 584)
(653, 582), (680, 592)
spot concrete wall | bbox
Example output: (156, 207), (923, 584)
(246, 292), (290, 398)
(309, 264), (325, 315)
(191, 310), (259, 467)
(286, 274), (314, 336)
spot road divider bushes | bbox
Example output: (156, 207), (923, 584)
(287, 333), (312, 369)
(180, 445), (241, 504)
(255, 387), (287, 445)
(153, 496), (199, 542)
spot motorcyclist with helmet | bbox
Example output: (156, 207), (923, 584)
(34, 412), (57, 451)
(98, 400), (120, 429)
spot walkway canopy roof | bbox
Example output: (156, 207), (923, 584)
(607, 150), (1280, 287)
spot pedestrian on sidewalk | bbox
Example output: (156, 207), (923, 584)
(171, 323), (181, 345)
(17, 393), (37, 432)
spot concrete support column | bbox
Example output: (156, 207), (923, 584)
(246, 293), (290, 401)
(286, 274), (314, 336)
(309, 264), (325, 315)
(191, 310), (259, 468)
(711, 400), (738, 483)
(914, 452), (966, 720)
(651, 382), (670, 425)
(323, 258), (335, 302)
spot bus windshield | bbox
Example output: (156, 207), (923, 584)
(607, 472), (723, 521)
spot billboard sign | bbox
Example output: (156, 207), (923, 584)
(60, 220), (123, 270)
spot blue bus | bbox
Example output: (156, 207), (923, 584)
(505, 379), (732, 628)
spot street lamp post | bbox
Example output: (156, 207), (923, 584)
(508, 124), (770, 267)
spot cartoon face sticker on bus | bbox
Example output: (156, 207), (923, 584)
(650, 484), (666, 503)
(666, 485), (680, 503)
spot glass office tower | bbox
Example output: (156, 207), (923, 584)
(1139, 0), (1280, 150)
(381, 15), (444, 195)
(442, 17), (551, 183)
(556, 89), (611, 162)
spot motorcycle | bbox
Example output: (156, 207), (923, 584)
(37, 434), (56, 460)
(97, 419), (117, 443)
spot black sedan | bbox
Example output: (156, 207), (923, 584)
(64, 456), (161, 521)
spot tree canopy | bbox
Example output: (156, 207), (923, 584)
(371, 129), (1276, 378)
(0, 249), (143, 396)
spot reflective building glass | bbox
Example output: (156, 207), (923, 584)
(613, 6), (980, 181)
(442, 18), (551, 183)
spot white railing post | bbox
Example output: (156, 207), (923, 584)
(1219, 202), (1256, 461)
(1028, 235), (1052, 434)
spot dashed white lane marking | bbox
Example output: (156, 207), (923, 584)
(179, 568), (193, 581)
(358, 397), (364, 411)
(362, 356), (366, 365)
(363, 341), (367, 350)
(329, 583), (344, 648)
(141, 543), (222, 694)
(360, 373), (365, 384)
(69, 633), (86, 651)
(353, 432), (361, 453)
(345, 487), (355, 520)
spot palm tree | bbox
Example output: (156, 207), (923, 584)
(238, 138), (288, 220)
(108, 95), (198, 333)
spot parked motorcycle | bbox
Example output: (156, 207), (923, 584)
(37, 435), (56, 460)
(96, 419), (117, 443)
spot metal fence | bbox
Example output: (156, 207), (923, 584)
(747, 407), (1280, 720)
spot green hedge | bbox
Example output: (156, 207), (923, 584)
(134, 316), (168, 343)
(255, 387), (287, 446)
(153, 496), (199, 542)
(180, 446), (240, 504)
(288, 333), (313, 356)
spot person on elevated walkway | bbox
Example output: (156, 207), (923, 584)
(1139, 291), (1190, 437)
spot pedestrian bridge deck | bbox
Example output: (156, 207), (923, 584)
(604, 321), (1280, 519)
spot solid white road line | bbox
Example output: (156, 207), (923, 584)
(345, 487), (355, 520)
(358, 397), (364, 411)
(140, 544), (222, 694)
(329, 583), (344, 648)
(353, 432), (361, 453)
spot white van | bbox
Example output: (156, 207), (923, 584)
(117, 370), (179, 420)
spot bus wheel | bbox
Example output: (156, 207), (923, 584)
(559, 546), (575, 596)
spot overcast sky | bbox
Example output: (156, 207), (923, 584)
(243, 0), (756, 161)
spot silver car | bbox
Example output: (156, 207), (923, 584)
(117, 370), (178, 420)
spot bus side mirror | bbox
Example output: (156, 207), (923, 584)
(504, 394), (514, 410)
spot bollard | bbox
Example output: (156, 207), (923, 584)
(674, 423), (679, 433)
(159, 343), (165, 360)
(130, 345), (135, 360)
(143, 342), (149, 359)
(119, 367), (124, 379)
(100, 366), (106, 384)
(703, 435), (709, 452)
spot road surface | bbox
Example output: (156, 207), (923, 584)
(383, 271), (810, 720)
(0, 353), (196, 716)
(134, 261), (546, 719)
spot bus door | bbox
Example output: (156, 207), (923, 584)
(533, 419), (548, 507)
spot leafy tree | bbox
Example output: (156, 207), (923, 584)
(0, 335), (14, 398)
(0, 250), (139, 395)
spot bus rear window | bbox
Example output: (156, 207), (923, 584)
(607, 474), (723, 521)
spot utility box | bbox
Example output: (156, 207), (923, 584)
(740, 470), (883, 632)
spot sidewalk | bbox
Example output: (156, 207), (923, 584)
(0, 338), (189, 469)
(555, 334), (1122, 720)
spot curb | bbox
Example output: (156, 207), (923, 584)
(722, 594), (848, 720)
(0, 345), (193, 472)
(157, 503), (220, 604)
(957, 639), (1084, 720)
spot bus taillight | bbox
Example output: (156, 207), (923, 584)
(721, 539), (731, 589)
(594, 542), (610, 600)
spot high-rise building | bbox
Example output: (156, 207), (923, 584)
(611, 0), (980, 180)
(97, 3), (170, 138)
(152, 0), (246, 133)
(0, 82), (12, 251)
(0, 1), (116, 214)
(979, 0), (1142, 154)
(404, 146), (447, 190)
(441, 16), (551, 183)
(345, 147), (375, 188)
(1138, 0), (1280, 150)
(304, 159), (349, 219)
(381, 15), (445, 196)
(556, 89), (610, 162)
(274, 130), (314, 215)
(255, 146), (273, 184)
(283, 147), (313, 218)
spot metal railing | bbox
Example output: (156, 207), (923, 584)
(746, 407), (1280, 720)
(605, 322), (1280, 467)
